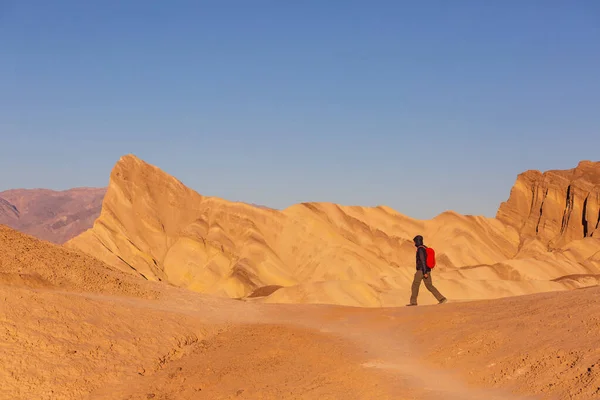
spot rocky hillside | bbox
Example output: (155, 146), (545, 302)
(497, 160), (600, 248)
(66, 154), (600, 307)
(0, 224), (157, 298)
(0, 188), (106, 244)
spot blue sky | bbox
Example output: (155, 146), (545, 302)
(1, 1), (599, 219)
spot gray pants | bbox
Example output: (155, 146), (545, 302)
(409, 270), (445, 304)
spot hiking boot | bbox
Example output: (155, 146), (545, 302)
(438, 298), (447, 304)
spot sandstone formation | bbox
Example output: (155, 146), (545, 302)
(66, 154), (600, 307)
(2, 223), (600, 399)
(0, 188), (106, 244)
(497, 160), (600, 248)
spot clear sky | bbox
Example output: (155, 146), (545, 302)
(1, 1), (599, 219)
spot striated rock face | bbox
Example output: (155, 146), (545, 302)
(66, 154), (600, 307)
(0, 188), (106, 244)
(497, 160), (600, 248)
(67, 154), (292, 293)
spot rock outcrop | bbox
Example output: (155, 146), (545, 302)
(66, 154), (600, 307)
(0, 188), (106, 244)
(66, 155), (291, 294)
(497, 160), (600, 248)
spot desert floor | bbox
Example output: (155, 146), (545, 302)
(3, 278), (599, 400)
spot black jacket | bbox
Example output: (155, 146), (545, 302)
(414, 235), (431, 274)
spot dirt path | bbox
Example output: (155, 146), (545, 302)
(60, 288), (542, 400)
(253, 304), (542, 400)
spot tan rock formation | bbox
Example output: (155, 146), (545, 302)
(66, 154), (600, 307)
(0, 187), (106, 243)
(497, 160), (600, 248)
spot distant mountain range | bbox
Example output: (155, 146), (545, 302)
(0, 188), (106, 244)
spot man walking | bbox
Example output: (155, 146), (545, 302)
(408, 235), (447, 306)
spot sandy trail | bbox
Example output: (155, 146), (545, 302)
(50, 287), (542, 400)
(255, 305), (541, 400)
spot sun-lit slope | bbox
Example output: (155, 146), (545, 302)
(251, 202), (598, 307)
(66, 155), (207, 282)
(277, 203), (520, 279)
(0, 285), (213, 400)
(160, 198), (300, 298)
(0, 224), (158, 299)
(66, 155), (311, 298)
(261, 204), (541, 306)
(439, 237), (600, 283)
(398, 284), (600, 400)
(67, 155), (414, 298)
(67, 155), (600, 307)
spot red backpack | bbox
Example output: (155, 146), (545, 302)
(418, 246), (436, 268)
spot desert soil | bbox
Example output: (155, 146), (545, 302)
(4, 281), (599, 399)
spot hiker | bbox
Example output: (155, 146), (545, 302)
(408, 235), (447, 306)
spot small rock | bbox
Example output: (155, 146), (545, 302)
(147, 394), (155, 399)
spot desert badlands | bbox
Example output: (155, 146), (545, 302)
(2, 155), (600, 399)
